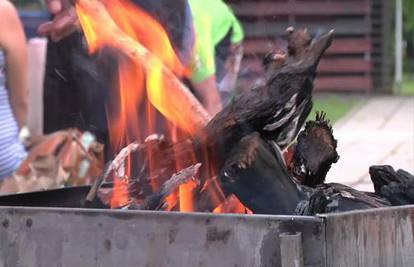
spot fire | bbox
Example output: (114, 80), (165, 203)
(77, 0), (202, 138)
(76, 0), (248, 213)
(110, 178), (129, 208)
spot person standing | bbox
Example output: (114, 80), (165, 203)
(188, 0), (244, 108)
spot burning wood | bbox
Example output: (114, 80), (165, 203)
(75, 0), (210, 135)
(74, 0), (337, 213)
(221, 112), (414, 216)
(75, 1), (414, 216)
(133, 163), (201, 211)
(86, 142), (140, 202)
(287, 111), (339, 187)
(80, 24), (334, 213)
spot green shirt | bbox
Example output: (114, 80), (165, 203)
(188, 0), (244, 83)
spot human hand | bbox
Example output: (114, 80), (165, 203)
(38, 0), (79, 42)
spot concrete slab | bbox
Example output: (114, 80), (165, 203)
(326, 96), (414, 191)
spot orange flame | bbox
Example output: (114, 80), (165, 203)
(110, 178), (129, 208)
(77, 0), (249, 213)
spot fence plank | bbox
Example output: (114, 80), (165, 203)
(242, 58), (372, 74)
(243, 18), (370, 38)
(243, 38), (372, 56)
(231, 0), (377, 92)
(315, 76), (372, 91)
(232, 1), (370, 17)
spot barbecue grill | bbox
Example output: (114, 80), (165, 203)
(0, 187), (413, 267)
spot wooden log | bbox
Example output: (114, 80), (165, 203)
(198, 28), (334, 168)
(369, 165), (414, 205)
(75, 0), (211, 135)
(133, 163), (201, 210)
(76, 0), (334, 165)
(217, 121), (390, 216)
(219, 132), (304, 215)
(86, 142), (140, 203)
(76, 0), (338, 213)
(298, 183), (390, 216)
(287, 111), (339, 187)
(194, 177), (227, 212)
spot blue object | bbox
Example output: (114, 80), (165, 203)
(18, 10), (50, 39)
(0, 50), (27, 179)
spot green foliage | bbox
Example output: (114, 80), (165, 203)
(404, 0), (414, 36)
(400, 75), (414, 95)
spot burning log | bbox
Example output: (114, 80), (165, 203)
(86, 25), (333, 212)
(217, 113), (339, 215)
(199, 29), (335, 167)
(287, 111), (339, 187)
(220, 132), (304, 215)
(76, 0), (334, 163)
(132, 163), (201, 210)
(140, 28), (334, 201)
(288, 116), (414, 216)
(217, 113), (395, 216)
(85, 142), (140, 202)
(76, 0), (339, 213)
(75, 0), (211, 135)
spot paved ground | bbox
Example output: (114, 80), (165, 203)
(326, 96), (414, 192)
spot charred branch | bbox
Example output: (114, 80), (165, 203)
(370, 165), (414, 205)
(288, 111), (339, 187)
(132, 163), (201, 210)
(220, 132), (304, 215)
(296, 183), (391, 216)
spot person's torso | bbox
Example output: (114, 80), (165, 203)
(188, 0), (242, 45)
(0, 50), (27, 179)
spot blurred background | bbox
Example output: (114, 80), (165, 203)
(11, 0), (414, 191)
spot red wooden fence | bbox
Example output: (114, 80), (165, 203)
(228, 0), (393, 93)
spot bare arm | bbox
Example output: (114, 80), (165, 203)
(192, 75), (222, 116)
(0, 1), (28, 128)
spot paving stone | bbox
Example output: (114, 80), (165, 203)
(326, 96), (414, 191)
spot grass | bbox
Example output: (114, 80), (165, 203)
(399, 75), (414, 95)
(309, 94), (363, 123)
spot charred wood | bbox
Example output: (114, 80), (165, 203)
(296, 183), (391, 216)
(77, 0), (342, 213)
(194, 177), (227, 212)
(131, 163), (201, 210)
(370, 165), (414, 205)
(288, 111), (339, 187)
(220, 132), (304, 215)
(85, 142), (140, 203)
(96, 24), (332, 203)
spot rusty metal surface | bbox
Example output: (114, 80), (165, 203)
(0, 207), (325, 267)
(321, 205), (414, 267)
(2, 203), (414, 266)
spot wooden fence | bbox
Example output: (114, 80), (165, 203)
(229, 0), (394, 93)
